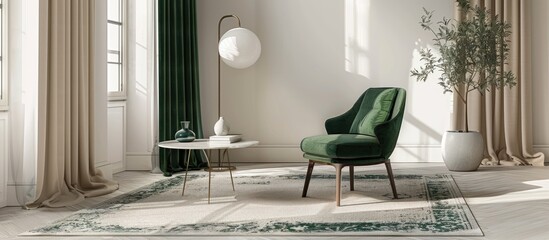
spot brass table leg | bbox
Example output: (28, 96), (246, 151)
(224, 149), (235, 191)
(207, 148), (236, 171)
(183, 148), (235, 204)
(181, 150), (192, 196)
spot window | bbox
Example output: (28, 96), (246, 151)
(0, 0), (6, 109)
(107, 0), (125, 99)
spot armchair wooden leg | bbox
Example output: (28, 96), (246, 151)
(302, 161), (315, 197)
(385, 161), (398, 199)
(335, 164), (343, 206)
(349, 166), (355, 191)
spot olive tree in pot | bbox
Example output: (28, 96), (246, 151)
(411, 0), (516, 171)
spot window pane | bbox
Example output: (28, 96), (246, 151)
(106, 0), (124, 98)
(107, 0), (120, 22)
(107, 24), (120, 52)
(108, 63), (121, 92)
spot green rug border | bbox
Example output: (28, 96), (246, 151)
(23, 173), (483, 237)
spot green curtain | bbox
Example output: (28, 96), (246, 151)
(158, 0), (206, 176)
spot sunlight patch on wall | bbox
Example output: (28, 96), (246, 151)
(345, 0), (370, 79)
(410, 39), (454, 117)
(404, 40), (452, 146)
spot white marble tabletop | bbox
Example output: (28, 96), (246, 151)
(158, 139), (259, 150)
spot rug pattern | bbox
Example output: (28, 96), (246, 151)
(26, 173), (482, 236)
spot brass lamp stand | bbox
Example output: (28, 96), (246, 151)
(210, 14), (261, 172)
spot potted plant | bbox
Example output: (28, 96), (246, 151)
(411, 0), (516, 171)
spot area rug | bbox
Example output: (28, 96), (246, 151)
(23, 169), (482, 237)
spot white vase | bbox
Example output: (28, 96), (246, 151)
(214, 117), (230, 136)
(441, 131), (484, 171)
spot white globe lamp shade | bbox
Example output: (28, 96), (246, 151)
(218, 27), (261, 69)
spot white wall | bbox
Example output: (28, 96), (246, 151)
(125, 0), (155, 170)
(124, 0), (549, 165)
(531, 0), (549, 161)
(107, 101), (126, 173)
(196, 0), (454, 163)
(0, 112), (7, 207)
(95, 0), (113, 178)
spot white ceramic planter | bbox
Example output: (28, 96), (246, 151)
(441, 131), (484, 171)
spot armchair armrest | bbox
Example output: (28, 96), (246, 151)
(325, 112), (355, 134)
(324, 93), (365, 134)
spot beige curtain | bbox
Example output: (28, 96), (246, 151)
(27, 0), (118, 208)
(453, 0), (544, 166)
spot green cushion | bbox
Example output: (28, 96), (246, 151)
(355, 89), (396, 135)
(300, 134), (382, 159)
(303, 153), (386, 164)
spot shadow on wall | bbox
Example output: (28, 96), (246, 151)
(252, 0), (373, 140)
(404, 112), (443, 142)
(345, 0), (453, 161)
(204, 0), (453, 162)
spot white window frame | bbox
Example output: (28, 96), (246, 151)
(0, 0), (8, 111)
(107, 0), (127, 101)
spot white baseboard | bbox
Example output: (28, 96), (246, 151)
(126, 144), (549, 166)
(96, 161), (113, 179)
(126, 152), (153, 171)
(126, 145), (445, 168)
(533, 145), (549, 163)
(111, 161), (125, 174)
(228, 145), (443, 163)
(391, 145), (443, 163)
(96, 160), (126, 179)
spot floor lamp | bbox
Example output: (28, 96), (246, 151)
(213, 15), (261, 170)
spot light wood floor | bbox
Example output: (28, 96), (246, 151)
(1, 163), (549, 240)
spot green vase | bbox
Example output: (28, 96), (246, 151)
(175, 121), (196, 142)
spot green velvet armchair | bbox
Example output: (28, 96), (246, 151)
(300, 87), (406, 206)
